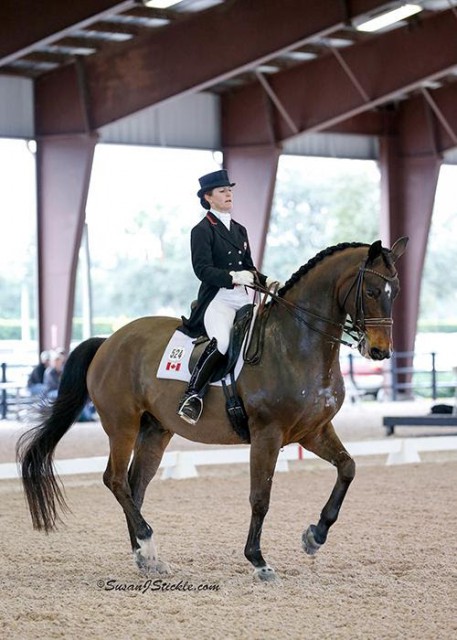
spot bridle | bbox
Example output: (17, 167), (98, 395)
(341, 258), (398, 336)
(250, 258), (398, 350)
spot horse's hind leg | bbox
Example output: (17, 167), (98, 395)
(300, 422), (355, 556)
(126, 412), (173, 574)
(244, 428), (282, 581)
(101, 412), (166, 574)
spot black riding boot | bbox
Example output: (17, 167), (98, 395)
(177, 338), (224, 425)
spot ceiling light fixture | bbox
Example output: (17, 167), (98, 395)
(356, 3), (423, 32)
(143, 0), (183, 9)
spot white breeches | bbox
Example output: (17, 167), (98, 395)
(204, 287), (252, 355)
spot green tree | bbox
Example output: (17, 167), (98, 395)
(419, 205), (457, 323)
(86, 205), (199, 320)
(262, 161), (380, 282)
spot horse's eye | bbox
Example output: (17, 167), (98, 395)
(366, 288), (379, 299)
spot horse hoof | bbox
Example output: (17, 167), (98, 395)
(253, 565), (276, 582)
(302, 525), (322, 556)
(134, 552), (171, 575)
(152, 559), (172, 575)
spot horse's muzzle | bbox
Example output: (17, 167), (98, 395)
(358, 332), (392, 360)
(369, 346), (391, 360)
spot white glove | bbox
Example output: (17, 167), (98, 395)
(266, 276), (283, 290)
(230, 270), (254, 286)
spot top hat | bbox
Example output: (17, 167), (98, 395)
(197, 169), (235, 199)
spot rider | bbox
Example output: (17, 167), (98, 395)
(177, 169), (278, 425)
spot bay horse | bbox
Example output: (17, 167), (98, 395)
(17, 237), (407, 581)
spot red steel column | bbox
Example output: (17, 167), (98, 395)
(379, 134), (441, 359)
(37, 134), (97, 352)
(223, 144), (281, 268)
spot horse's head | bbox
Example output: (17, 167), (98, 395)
(341, 237), (408, 361)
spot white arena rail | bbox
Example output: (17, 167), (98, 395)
(1, 436), (456, 480)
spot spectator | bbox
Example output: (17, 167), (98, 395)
(43, 351), (65, 400)
(27, 350), (52, 396)
(43, 348), (96, 421)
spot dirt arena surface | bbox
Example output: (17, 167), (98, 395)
(1, 400), (456, 639)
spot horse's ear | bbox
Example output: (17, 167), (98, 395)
(367, 240), (382, 264)
(390, 236), (409, 263)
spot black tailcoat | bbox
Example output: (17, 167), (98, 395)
(180, 211), (266, 337)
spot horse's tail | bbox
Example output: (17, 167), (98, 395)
(16, 337), (106, 532)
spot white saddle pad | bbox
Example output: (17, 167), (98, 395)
(156, 307), (258, 386)
(157, 330), (247, 386)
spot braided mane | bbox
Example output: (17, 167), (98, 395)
(278, 242), (368, 297)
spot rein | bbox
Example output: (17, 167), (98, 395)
(250, 282), (359, 349)
(248, 262), (398, 352)
(243, 282), (277, 365)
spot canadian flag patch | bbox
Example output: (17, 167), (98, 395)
(166, 361), (181, 371)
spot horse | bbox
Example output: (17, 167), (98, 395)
(17, 237), (407, 581)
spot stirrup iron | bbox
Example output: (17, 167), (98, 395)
(177, 393), (203, 425)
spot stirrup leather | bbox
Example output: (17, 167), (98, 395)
(177, 393), (203, 425)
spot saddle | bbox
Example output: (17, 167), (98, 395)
(189, 304), (254, 378)
(189, 304), (255, 443)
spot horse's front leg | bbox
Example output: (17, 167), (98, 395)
(245, 428), (282, 581)
(300, 421), (356, 556)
